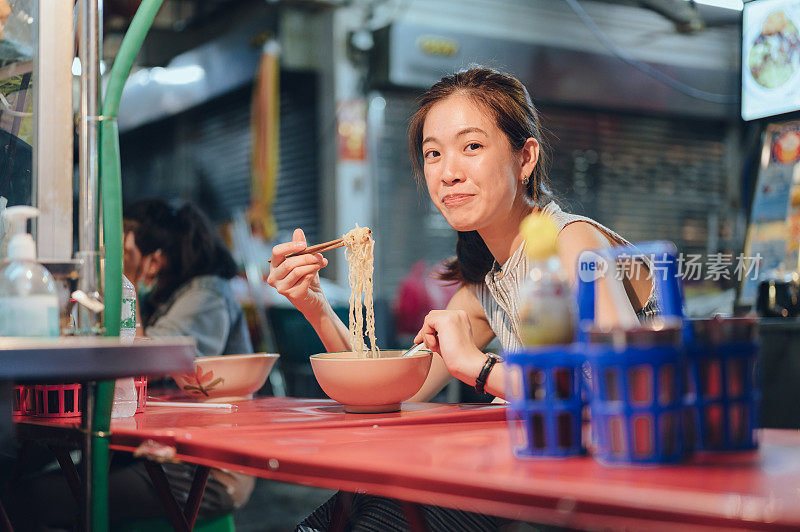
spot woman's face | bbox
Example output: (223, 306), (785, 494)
(421, 93), (529, 233)
(123, 230), (164, 285)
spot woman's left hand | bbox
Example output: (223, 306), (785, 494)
(413, 310), (485, 384)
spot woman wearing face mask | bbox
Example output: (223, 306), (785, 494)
(272, 66), (657, 531)
(123, 199), (253, 357)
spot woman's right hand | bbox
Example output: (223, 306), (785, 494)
(267, 228), (329, 316)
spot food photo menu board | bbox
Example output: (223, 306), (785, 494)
(740, 120), (800, 305)
(743, 0), (800, 120)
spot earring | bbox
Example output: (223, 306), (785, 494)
(522, 176), (530, 185)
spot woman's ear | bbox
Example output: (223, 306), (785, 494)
(142, 250), (166, 284)
(520, 137), (540, 184)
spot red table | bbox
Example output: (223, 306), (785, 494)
(106, 397), (800, 531)
(6, 338), (195, 532)
(109, 397), (506, 448)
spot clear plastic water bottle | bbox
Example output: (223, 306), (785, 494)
(518, 213), (576, 346)
(120, 274), (137, 344)
(113, 274), (138, 418)
(111, 376), (138, 418)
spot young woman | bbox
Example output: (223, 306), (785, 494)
(274, 66), (656, 531)
(268, 66), (655, 402)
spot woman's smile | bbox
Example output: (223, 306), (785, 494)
(441, 193), (475, 207)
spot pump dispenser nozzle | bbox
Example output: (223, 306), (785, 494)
(3, 206), (39, 261)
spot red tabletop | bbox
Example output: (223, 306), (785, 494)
(109, 397), (506, 449)
(105, 397), (800, 530)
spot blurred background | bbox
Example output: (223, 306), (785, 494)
(109, 0), (749, 366)
(0, 0), (762, 407)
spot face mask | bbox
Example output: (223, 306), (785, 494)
(136, 280), (156, 302)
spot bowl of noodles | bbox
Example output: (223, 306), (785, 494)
(310, 350), (433, 413)
(748, 10), (800, 89)
(309, 225), (433, 413)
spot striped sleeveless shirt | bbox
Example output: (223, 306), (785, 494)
(474, 201), (660, 351)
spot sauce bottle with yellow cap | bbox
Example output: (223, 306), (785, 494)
(518, 213), (576, 346)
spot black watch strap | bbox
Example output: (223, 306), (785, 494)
(475, 353), (502, 395)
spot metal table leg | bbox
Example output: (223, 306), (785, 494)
(143, 461), (211, 532)
(400, 501), (430, 532)
(51, 446), (82, 502)
(81, 381), (95, 532)
(329, 491), (353, 532)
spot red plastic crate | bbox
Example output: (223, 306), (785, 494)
(12, 385), (34, 416)
(33, 383), (82, 418)
(135, 376), (148, 413)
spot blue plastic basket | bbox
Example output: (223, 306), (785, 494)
(585, 341), (685, 464)
(504, 346), (586, 458)
(578, 241), (687, 464)
(684, 317), (760, 451)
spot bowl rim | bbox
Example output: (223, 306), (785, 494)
(309, 350), (432, 361)
(195, 352), (280, 363)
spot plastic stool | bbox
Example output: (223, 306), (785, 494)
(115, 512), (235, 532)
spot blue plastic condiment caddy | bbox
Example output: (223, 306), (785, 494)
(578, 242), (687, 464)
(504, 346), (586, 457)
(504, 240), (760, 465)
(583, 325), (685, 464)
(684, 316), (760, 451)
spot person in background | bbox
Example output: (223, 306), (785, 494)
(5, 199), (255, 529)
(123, 199), (252, 357)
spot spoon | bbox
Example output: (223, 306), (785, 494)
(401, 343), (426, 358)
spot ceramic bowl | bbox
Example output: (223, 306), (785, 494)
(309, 350), (433, 413)
(172, 353), (279, 402)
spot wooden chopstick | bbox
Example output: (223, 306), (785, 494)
(268, 238), (344, 263)
(299, 238), (345, 255)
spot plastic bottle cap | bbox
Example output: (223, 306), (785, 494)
(3, 206), (40, 261)
(520, 212), (559, 260)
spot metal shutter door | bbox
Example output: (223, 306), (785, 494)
(120, 71), (320, 243)
(370, 93), (731, 299)
(541, 105), (730, 257)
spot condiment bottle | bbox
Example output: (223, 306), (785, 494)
(518, 213), (575, 346)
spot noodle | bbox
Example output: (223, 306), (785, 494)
(343, 225), (379, 358)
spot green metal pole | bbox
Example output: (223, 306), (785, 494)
(94, 1), (165, 529)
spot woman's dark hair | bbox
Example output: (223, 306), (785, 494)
(408, 66), (553, 284)
(123, 199), (238, 320)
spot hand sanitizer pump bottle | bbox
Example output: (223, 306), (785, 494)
(0, 206), (60, 337)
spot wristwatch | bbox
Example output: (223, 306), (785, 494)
(475, 352), (502, 395)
